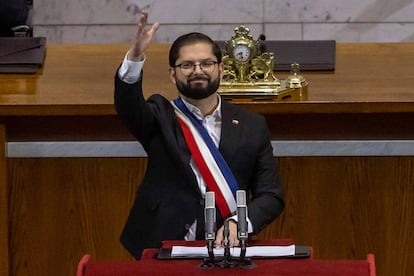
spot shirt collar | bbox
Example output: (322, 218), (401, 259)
(180, 95), (222, 121)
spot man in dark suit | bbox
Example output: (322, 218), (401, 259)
(114, 11), (284, 259)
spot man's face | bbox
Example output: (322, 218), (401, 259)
(169, 42), (223, 100)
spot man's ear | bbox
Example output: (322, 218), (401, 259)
(218, 62), (224, 81)
(169, 67), (176, 84)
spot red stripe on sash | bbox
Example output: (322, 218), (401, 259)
(177, 117), (231, 218)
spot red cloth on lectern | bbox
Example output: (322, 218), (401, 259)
(83, 251), (373, 276)
(82, 239), (374, 276)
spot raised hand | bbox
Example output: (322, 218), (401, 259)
(128, 10), (160, 61)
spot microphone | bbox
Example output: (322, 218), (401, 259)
(236, 190), (248, 241)
(204, 191), (216, 260)
(237, 190), (248, 259)
(204, 191), (216, 241)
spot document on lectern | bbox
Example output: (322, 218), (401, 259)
(171, 245), (295, 258)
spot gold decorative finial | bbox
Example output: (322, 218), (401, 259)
(286, 62), (307, 88)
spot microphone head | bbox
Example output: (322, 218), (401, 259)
(205, 191), (215, 209)
(236, 190), (247, 207)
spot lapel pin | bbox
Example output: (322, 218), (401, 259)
(232, 119), (239, 125)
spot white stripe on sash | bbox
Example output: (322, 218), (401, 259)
(173, 102), (237, 214)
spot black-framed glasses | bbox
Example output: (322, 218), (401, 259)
(174, 60), (218, 75)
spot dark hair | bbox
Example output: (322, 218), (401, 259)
(169, 32), (222, 67)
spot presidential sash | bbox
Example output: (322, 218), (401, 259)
(172, 97), (238, 218)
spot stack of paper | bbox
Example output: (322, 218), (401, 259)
(171, 245), (295, 258)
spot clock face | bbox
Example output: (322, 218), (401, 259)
(232, 44), (251, 62)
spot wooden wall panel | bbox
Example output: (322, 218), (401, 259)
(258, 157), (414, 276)
(7, 156), (414, 276)
(8, 158), (146, 276)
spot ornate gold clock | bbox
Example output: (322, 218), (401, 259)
(224, 26), (257, 83)
(218, 25), (308, 101)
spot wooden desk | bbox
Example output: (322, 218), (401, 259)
(1, 43), (414, 276)
(1, 43), (414, 141)
(2, 43), (414, 113)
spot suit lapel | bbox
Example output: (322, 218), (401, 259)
(219, 100), (242, 161)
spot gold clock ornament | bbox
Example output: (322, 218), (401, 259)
(218, 25), (308, 101)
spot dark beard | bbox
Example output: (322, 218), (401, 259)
(176, 75), (220, 100)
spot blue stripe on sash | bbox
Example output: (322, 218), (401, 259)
(174, 97), (239, 198)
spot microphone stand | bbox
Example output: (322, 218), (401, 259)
(223, 220), (231, 265)
(201, 188), (256, 269)
(219, 220), (255, 269)
(201, 220), (231, 269)
(207, 240), (214, 261)
(200, 219), (255, 269)
(201, 240), (216, 268)
(238, 238), (255, 268)
(239, 239), (247, 260)
(200, 190), (255, 269)
(215, 219), (236, 268)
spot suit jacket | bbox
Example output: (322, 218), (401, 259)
(114, 73), (284, 259)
